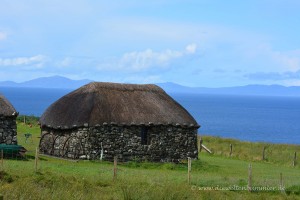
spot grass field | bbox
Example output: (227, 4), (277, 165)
(0, 121), (299, 199)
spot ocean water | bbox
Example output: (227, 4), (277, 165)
(1, 87), (299, 144)
(0, 87), (72, 117)
(171, 93), (300, 145)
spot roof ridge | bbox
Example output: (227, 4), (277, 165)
(82, 82), (164, 92)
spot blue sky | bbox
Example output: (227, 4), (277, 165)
(0, 0), (300, 87)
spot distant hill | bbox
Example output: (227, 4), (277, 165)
(1, 76), (300, 96)
(156, 82), (300, 97)
(0, 76), (92, 89)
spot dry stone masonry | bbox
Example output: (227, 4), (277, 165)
(39, 124), (198, 162)
(0, 116), (17, 144)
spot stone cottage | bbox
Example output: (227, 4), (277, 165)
(39, 82), (200, 162)
(0, 94), (18, 144)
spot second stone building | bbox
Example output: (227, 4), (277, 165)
(0, 94), (18, 145)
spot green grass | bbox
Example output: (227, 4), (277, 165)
(16, 115), (40, 126)
(200, 135), (300, 166)
(0, 121), (298, 199)
(17, 120), (41, 153)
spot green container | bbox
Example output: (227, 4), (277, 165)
(0, 144), (26, 156)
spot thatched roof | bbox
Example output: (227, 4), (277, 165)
(0, 94), (17, 116)
(40, 82), (200, 129)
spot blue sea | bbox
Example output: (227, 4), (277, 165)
(1, 87), (300, 145)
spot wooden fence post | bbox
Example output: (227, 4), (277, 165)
(100, 142), (103, 161)
(262, 146), (266, 161)
(248, 164), (252, 192)
(280, 173), (285, 193)
(197, 137), (200, 153)
(230, 144), (233, 157)
(188, 157), (191, 184)
(113, 156), (117, 181)
(199, 137), (203, 152)
(35, 147), (39, 172)
(293, 152), (297, 167)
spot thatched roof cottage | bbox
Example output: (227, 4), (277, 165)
(39, 82), (200, 162)
(0, 94), (18, 144)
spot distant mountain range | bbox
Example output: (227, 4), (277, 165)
(156, 82), (300, 96)
(0, 76), (92, 89)
(1, 76), (300, 96)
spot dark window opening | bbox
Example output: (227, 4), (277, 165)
(141, 127), (150, 145)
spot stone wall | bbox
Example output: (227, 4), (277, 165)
(39, 124), (198, 162)
(0, 115), (17, 144)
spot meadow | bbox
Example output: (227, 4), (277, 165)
(0, 117), (299, 199)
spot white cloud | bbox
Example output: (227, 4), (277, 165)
(244, 44), (300, 72)
(0, 32), (7, 40)
(245, 70), (300, 81)
(186, 44), (197, 54)
(0, 55), (47, 68)
(57, 57), (72, 67)
(120, 49), (181, 70)
(271, 50), (300, 72)
(283, 79), (300, 86)
(97, 44), (198, 72)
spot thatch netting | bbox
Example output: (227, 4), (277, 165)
(40, 82), (199, 128)
(0, 94), (17, 116)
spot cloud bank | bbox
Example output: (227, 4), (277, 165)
(97, 44), (198, 72)
(0, 55), (47, 68)
(245, 70), (300, 81)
